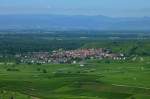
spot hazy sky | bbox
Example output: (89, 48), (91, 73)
(0, 0), (150, 17)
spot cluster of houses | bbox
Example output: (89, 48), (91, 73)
(16, 48), (126, 64)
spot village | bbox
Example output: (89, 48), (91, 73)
(16, 48), (126, 64)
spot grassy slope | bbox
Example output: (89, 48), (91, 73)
(0, 59), (150, 99)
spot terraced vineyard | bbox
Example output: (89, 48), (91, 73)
(0, 58), (150, 99)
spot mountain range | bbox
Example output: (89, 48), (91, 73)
(0, 15), (150, 30)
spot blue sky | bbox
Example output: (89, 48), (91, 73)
(0, 0), (150, 17)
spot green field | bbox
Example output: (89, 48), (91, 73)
(0, 58), (150, 99)
(0, 32), (150, 99)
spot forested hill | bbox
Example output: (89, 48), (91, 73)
(0, 15), (150, 30)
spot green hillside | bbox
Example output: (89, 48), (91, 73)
(0, 60), (150, 99)
(82, 40), (150, 56)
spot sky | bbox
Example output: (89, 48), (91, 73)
(0, 0), (150, 17)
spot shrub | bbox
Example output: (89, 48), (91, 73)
(43, 69), (47, 73)
(37, 68), (41, 71)
(6, 68), (19, 71)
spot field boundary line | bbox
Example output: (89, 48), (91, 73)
(112, 84), (150, 90)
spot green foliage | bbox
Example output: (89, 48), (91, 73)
(83, 40), (150, 56)
(42, 69), (47, 73)
(0, 32), (150, 98)
(6, 68), (19, 72)
(0, 61), (149, 99)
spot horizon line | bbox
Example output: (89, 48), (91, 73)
(0, 14), (150, 18)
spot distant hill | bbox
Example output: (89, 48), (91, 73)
(0, 15), (150, 30)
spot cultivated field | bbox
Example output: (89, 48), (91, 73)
(0, 32), (150, 99)
(0, 57), (150, 99)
